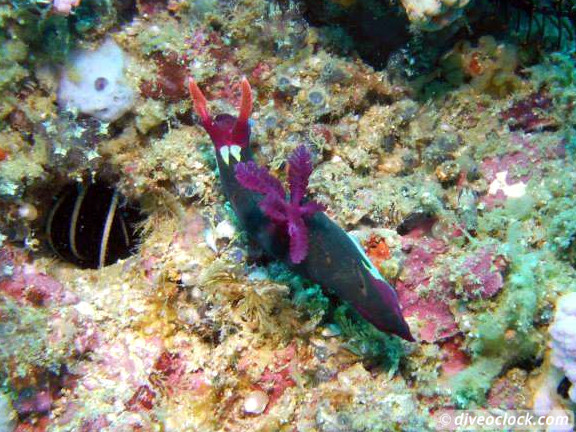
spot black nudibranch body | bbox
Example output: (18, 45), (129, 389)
(188, 78), (414, 341)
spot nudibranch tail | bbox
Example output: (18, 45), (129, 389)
(364, 275), (415, 342)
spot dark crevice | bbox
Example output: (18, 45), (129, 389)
(301, 0), (410, 70)
(300, 0), (574, 74)
(46, 181), (143, 269)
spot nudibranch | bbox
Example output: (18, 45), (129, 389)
(188, 78), (414, 341)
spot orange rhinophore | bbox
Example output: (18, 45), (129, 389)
(235, 78), (253, 129)
(188, 77), (253, 149)
(188, 78), (210, 125)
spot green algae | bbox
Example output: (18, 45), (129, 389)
(267, 261), (330, 325)
(0, 298), (70, 379)
(451, 220), (576, 407)
(334, 304), (404, 371)
(450, 356), (506, 408)
(267, 262), (404, 369)
(0, 0), (119, 98)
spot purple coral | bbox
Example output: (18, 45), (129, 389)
(235, 145), (325, 264)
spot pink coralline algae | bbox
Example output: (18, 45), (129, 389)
(141, 31), (239, 103)
(140, 52), (190, 102)
(14, 390), (52, 415)
(396, 237), (458, 343)
(14, 417), (50, 432)
(459, 247), (506, 300)
(12, 371), (77, 431)
(0, 247), (77, 307)
(78, 416), (110, 432)
(239, 343), (298, 411)
(395, 235), (506, 342)
(480, 134), (565, 208)
(502, 92), (556, 132)
(71, 334), (164, 400)
(487, 372), (528, 409)
(235, 145), (325, 264)
(136, 0), (168, 15)
(126, 385), (156, 411)
(73, 320), (100, 355)
(259, 356), (297, 408)
(1, 269), (73, 306)
(150, 349), (210, 397)
(44, 335), (166, 429)
(440, 337), (470, 377)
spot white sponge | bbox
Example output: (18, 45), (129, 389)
(549, 291), (576, 403)
(400, 0), (470, 31)
(58, 39), (134, 122)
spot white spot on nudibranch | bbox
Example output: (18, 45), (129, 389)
(220, 146), (230, 165)
(230, 145), (242, 162)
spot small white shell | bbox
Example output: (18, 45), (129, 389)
(215, 220), (235, 240)
(321, 324), (341, 338)
(18, 203), (38, 221)
(180, 272), (195, 287)
(243, 390), (269, 415)
(204, 228), (217, 252)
